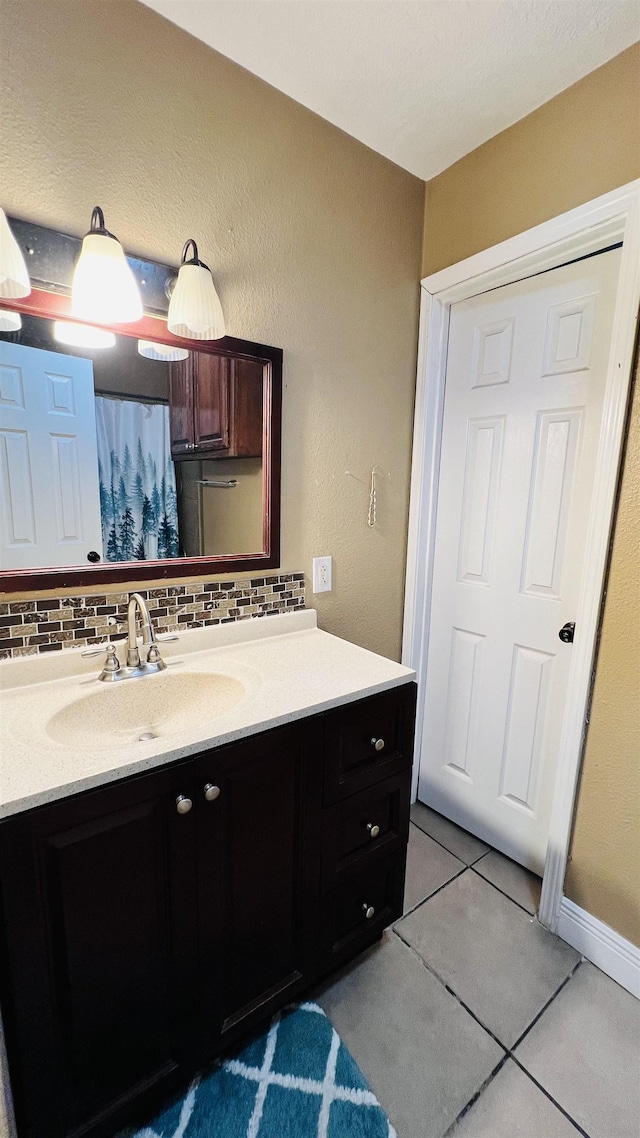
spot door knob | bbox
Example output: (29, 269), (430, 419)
(558, 622), (576, 644)
(203, 783), (221, 802)
(175, 794), (193, 814)
(366, 822), (380, 839)
(362, 903), (375, 920)
(370, 737), (385, 752)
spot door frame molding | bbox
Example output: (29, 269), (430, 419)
(402, 181), (640, 932)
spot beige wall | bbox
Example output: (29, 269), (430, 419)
(422, 45), (640, 944)
(423, 42), (640, 276)
(565, 369), (640, 946)
(0, 0), (424, 659)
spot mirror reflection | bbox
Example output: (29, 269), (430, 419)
(0, 314), (266, 570)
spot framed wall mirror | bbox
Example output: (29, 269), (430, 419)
(0, 217), (282, 593)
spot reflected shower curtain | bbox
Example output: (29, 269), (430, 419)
(95, 396), (179, 562)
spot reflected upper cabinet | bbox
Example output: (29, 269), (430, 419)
(169, 353), (263, 461)
(0, 216), (282, 592)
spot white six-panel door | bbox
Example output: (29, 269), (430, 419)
(418, 247), (622, 874)
(0, 341), (103, 569)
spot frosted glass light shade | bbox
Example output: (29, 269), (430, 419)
(168, 262), (225, 340)
(54, 321), (116, 349)
(0, 208), (31, 298)
(71, 209), (143, 325)
(0, 308), (21, 332)
(138, 339), (189, 362)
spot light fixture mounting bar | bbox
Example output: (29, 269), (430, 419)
(6, 216), (176, 316)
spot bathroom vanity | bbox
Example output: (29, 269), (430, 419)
(0, 612), (415, 1138)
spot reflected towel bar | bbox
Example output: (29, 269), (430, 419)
(196, 479), (238, 488)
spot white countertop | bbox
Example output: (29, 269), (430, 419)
(0, 610), (415, 819)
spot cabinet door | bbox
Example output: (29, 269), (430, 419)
(0, 764), (199, 1138)
(227, 358), (264, 458)
(194, 352), (230, 454)
(169, 355), (196, 458)
(194, 723), (323, 1052)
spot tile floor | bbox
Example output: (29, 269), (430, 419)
(315, 804), (640, 1138)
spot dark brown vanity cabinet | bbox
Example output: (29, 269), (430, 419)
(0, 683), (415, 1138)
(0, 760), (200, 1138)
(169, 353), (263, 461)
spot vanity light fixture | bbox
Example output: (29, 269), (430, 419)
(71, 206), (143, 325)
(54, 320), (116, 350)
(0, 207), (31, 298)
(0, 309), (21, 332)
(167, 239), (225, 340)
(137, 339), (189, 362)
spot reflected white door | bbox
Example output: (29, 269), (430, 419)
(0, 341), (103, 569)
(418, 247), (622, 874)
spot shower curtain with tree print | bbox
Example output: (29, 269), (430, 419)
(95, 396), (179, 562)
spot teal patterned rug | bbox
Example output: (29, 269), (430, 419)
(126, 1003), (395, 1138)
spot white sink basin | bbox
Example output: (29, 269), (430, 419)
(46, 670), (246, 748)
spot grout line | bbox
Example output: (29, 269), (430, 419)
(395, 926), (589, 1138)
(409, 816), (543, 916)
(469, 862), (541, 917)
(398, 864), (469, 920)
(409, 815), (487, 868)
(510, 958), (583, 1051)
(392, 926), (509, 1052)
(509, 1054), (591, 1138)
(441, 983), (509, 1051)
(406, 812), (592, 1134)
(443, 1053), (511, 1136)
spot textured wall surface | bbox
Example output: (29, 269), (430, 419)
(422, 43), (640, 276)
(565, 373), (640, 946)
(422, 47), (640, 943)
(0, 0), (424, 660)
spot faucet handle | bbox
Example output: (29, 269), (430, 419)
(146, 643), (168, 670)
(81, 641), (118, 658)
(82, 642), (122, 680)
(101, 643), (121, 674)
(156, 633), (179, 642)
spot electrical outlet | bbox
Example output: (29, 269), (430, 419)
(312, 556), (332, 593)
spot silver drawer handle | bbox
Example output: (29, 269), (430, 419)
(366, 822), (380, 839)
(370, 737), (385, 752)
(362, 903), (375, 920)
(204, 783), (221, 802)
(176, 794), (193, 815)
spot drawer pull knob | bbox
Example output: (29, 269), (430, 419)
(362, 903), (376, 920)
(366, 822), (380, 839)
(370, 737), (385, 753)
(175, 794), (193, 815)
(204, 783), (221, 802)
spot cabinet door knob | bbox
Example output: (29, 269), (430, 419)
(203, 783), (221, 802)
(370, 737), (385, 752)
(366, 822), (380, 839)
(175, 794), (193, 815)
(362, 903), (375, 920)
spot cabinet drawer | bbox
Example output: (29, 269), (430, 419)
(322, 773), (410, 891)
(318, 853), (405, 975)
(323, 683), (416, 804)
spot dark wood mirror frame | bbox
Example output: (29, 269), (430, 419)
(0, 218), (282, 594)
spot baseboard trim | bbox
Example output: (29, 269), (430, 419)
(558, 897), (640, 999)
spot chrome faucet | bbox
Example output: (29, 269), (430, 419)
(126, 592), (159, 668)
(82, 592), (177, 681)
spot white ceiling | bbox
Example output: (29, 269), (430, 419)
(141, 1), (639, 180)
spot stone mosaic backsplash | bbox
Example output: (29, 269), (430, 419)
(0, 574), (305, 660)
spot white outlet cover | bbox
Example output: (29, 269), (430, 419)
(312, 556), (332, 593)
